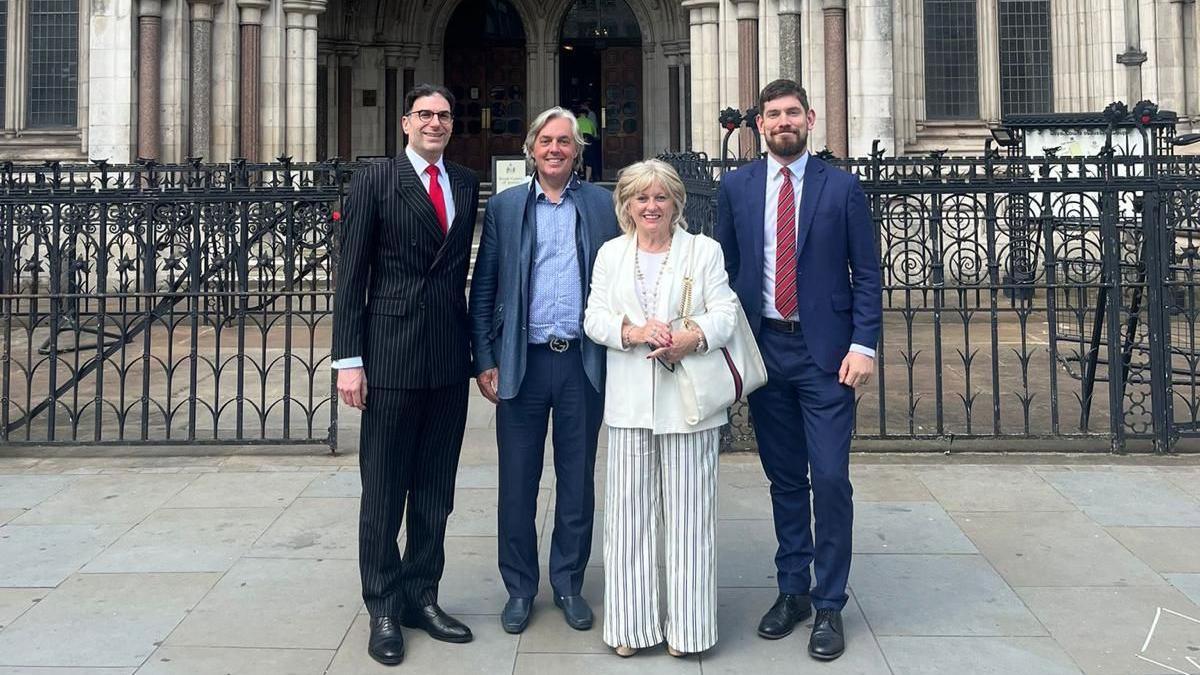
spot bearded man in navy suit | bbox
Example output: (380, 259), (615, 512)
(714, 79), (882, 662)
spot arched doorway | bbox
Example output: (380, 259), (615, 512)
(559, 0), (642, 180)
(444, 0), (527, 176)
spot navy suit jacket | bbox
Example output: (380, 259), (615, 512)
(714, 155), (882, 373)
(469, 179), (620, 400)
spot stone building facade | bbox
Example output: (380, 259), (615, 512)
(2, 0), (1199, 169)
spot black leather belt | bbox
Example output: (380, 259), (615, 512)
(763, 317), (802, 334)
(534, 337), (578, 352)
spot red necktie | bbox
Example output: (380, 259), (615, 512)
(775, 166), (798, 318)
(425, 164), (448, 234)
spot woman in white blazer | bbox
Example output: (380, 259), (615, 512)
(584, 159), (739, 657)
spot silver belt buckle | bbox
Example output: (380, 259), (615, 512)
(548, 337), (569, 353)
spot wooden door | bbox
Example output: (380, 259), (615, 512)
(600, 47), (643, 180)
(446, 47), (526, 177)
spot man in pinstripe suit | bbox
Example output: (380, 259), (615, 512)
(333, 84), (480, 666)
(469, 108), (619, 635)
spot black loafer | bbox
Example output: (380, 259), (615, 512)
(399, 603), (473, 643)
(554, 594), (593, 630)
(808, 608), (845, 660)
(367, 616), (405, 666)
(757, 593), (812, 639)
(501, 596), (533, 634)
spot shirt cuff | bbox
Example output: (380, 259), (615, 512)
(332, 357), (364, 369)
(848, 344), (876, 359)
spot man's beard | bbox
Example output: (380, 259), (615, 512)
(765, 129), (807, 157)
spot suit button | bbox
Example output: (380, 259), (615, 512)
(420, 302), (426, 310)
(410, 237), (417, 246)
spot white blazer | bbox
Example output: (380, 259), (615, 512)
(584, 228), (740, 434)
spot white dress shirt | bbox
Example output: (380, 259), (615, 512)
(332, 147), (456, 370)
(762, 152), (875, 359)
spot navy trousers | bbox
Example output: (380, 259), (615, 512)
(496, 343), (604, 599)
(747, 325), (855, 611)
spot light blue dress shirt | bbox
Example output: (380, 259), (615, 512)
(527, 176), (583, 343)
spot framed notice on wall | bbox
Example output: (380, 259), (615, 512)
(492, 155), (531, 194)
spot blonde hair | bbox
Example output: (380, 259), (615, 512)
(523, 107), (587, 171)
(612, 159), (688, 236)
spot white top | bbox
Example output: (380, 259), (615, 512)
(634, 249), (669, 317)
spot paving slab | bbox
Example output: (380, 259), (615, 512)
(851, 554), (1045, 637)
(717, 482), (773, 520)
(851, 465), (935, 502)
(951, 510), (1164, 587)
(0, 476), (78, 509)
(448, 488), (548, 538)
(11, 475), (196, 526)
(248, 497), (358, 559)
(1017, 585), (1200, 675)
(83, 507), (281, 573)
(1038, 470), (1200, 527)
(876, 636), (1082, 675)
(701, 587), (892, 675)
(1166, 574), (1200, 606)
(0, 573), (218, 668)
(0, 589), (47, 630)
(438, 536), (510, 617)
(1105, 526), (1200, 573)
(1165, 468), (1200, 498)
(0, 524), (128, 587)
(166, 557), (360, 650)
(0, 510), (22, 525)
(0, 662), (135, 667)
(513, 652), (699, 674)
(300, 470), (361, 498)
(854, 502), (977, 554)
(511, 573), (605, 654)
(134, 646), (333, 675)
(915, 466), (1076, 512)
(326, 613), (516, 674)
(715, 520), (779, 588)
(165, 471), (319, 509)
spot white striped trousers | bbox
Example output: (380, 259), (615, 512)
(603, 426), (719, 653)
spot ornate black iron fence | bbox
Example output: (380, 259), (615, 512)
(662, 144), (1200, 453)
(0, 160), (351, 449)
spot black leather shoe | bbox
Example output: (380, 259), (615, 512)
(399, 604), (473, 643)
(367, 616), (405, 666)
(757, 593), (812, 639)
(808, 608), (845, 660)
(501, 596), (533, 634)
(554, 594), (594, 630)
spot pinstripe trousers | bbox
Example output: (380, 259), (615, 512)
(603, 426), (720, 653)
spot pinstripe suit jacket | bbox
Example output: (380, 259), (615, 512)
(332, 155), (481, 389)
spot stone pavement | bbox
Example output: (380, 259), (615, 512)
(1, 431), (1200, 674)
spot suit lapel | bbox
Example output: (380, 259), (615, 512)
(797, 156), (827, 258)
(747, 161), (767, 281)
(518, 182), (538, 309)
(393, 155), (445, 243)
(431, 164), (474, 268)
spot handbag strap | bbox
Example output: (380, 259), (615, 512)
(677, 234), (700, 319)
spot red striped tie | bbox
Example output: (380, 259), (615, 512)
(425, 164), (448, 234)
(775, 166), (798, 318)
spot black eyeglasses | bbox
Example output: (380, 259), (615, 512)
(405, 110), (454, 124)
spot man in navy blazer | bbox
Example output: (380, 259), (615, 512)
(714, 79), (882, 661)
(469, 107), (619, 634)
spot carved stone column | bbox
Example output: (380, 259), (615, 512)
(778, 0), (802, 84)
(822, 0), (848, 157)
(188, 0), (222, 160)
(682, 0), (720, 157)
(137, 0), (163, 160)
(383, 46), (402, 157)
(237, 0), (270, 160)
(734, 0), (759, 157)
